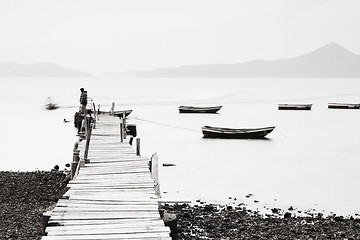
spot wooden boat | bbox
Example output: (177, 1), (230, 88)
(179, 105), (222, 113)
(113, 109), (133, 117)
(278, 104), (312, 110)
(202, 126), (275, 139)
(328, 103), (360, 109)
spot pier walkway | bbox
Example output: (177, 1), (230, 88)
(42, 115), (171, 239)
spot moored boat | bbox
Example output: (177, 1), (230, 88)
(179, 105), (222, 113)
(328, 103), (360, 109)
(278, 104), (312, 110)
(202, 126), (275, 139)
(113, 110), (133, 117)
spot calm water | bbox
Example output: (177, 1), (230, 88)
(1, 77), (360, 216)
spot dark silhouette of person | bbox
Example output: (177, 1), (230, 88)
(80, 88), (88, 113)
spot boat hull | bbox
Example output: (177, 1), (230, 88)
(328, 103), (360, 109)
(202, 126), (275, 139)
(113, 110), (133, 117)
(278, 104), (312, 110)
(46, 103), (59, 110)
(179, 106), (222, 114)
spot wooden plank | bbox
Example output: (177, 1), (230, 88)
(46, 226), (170, 236)
(48, 218), (165, 226)
(46, 222), (166, 232)
(57, 199), (159, 205)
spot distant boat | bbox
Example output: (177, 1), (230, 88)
(278, 104), (312, 110)
(202, 126), (275, 139)
(179, 105), (222, 113)
(45, 98), (59, 110)
(328, 103), (360, 109)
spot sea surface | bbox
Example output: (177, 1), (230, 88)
(1, 77), (360, 216)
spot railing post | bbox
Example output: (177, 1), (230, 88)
(136, 138), (141, 156)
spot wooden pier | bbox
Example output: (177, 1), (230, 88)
(42, 114), (172, 239)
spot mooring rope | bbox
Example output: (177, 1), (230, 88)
(131, 116), (199, 132)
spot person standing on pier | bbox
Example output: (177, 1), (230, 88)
(79, 88), (88, 113)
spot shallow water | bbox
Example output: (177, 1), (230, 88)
(1, 77), (360, 216)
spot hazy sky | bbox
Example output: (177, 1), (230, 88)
(0, 0), (359, 75)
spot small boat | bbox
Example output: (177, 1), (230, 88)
(113, 110), (133, 117)
(179, 105), (222, 113)
(278, 104), (312, 110)
(328, 103), (360, 109)
(202, 126), (275, 139)
(45, 98), (59, 110)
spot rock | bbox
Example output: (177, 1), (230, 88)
(204, 204), (215, 211)
(271, 208), (279, 214)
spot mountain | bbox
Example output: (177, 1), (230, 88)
(0, 62), (92, 77)
(137, 43), (360, 78)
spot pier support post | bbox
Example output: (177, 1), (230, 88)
(136, 138), (141, 156)
(42, 211), (52, 236)
(150, 153), (161, 198)
(122, 112), (127, 139)
(84, 122), (92, 163)
(120, 122), (124, 143)
(163, 212), (178, 240)
(111, 102), (115, 115)
(71, 142), (80, 179)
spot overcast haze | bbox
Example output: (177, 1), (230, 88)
(1, 0), (359, 75)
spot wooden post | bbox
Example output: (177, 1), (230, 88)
(136, 138), (141, 156)
(111, 102), (115, 116)
(120, 121), (124, 143)
(151, 153), (161, 198)
(42, 211), (52, 235)
(84, 121), (92, 163)
(71, 142), (80, 179)
(122, 112), (127, 139)
(79, 119), (86, 139)
(92, 103), (97, 129)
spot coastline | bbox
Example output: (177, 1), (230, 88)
(163, 203), (360, 239)
(2, 170), (360, 239)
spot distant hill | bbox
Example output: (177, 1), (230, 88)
(0, 62), (92, 77)
(137, 43), (360, 78)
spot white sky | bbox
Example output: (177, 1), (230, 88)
(0, 0), (359, 75)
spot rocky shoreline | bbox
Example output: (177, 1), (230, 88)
(1, 171), (360, 240)
(0, 171), (69, 240)
(163, 203), (360, 239)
